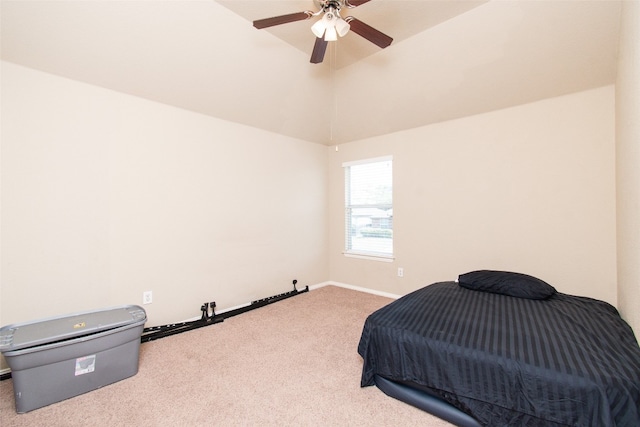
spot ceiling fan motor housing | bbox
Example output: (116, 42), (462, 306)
(322, 0), (344, 12)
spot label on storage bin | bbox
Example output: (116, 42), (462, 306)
(75, 355), (96, 376)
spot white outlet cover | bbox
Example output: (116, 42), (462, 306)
(143, 291), (152, 304)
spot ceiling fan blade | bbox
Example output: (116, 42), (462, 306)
(346, 17), (393, 49)
(310, 37), (328, 64)
(253, 11), (311, 29)
(346, 0), (372, 6)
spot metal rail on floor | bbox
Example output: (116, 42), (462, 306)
(140, 280), (309, 343)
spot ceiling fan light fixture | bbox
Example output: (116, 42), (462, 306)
(335, 18), (350, 37)
(311, 19), (327, 38)
(312, 7), (349, 41)
(325, 26), (338, 41)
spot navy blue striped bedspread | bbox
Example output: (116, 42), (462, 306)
(358, 282), (640, 426)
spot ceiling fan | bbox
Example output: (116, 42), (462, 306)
(253, 0), (393, 64)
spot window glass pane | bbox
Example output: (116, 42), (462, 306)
(349, 161), (392, 205)
(345, 158), (392, 257)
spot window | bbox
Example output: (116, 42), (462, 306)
(344, 156), (393, 260)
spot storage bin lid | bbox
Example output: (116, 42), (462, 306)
(0, 305), (146, 352)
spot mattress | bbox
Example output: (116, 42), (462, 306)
(358, 282), (640, 426)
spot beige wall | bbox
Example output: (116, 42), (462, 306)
(0, 61), (329, 332)
(0, 64), (629, 372)
(329, 86), (617, 307)
(616, 0), (640, 336)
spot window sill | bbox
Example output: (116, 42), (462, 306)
(343, 252), (395, 262)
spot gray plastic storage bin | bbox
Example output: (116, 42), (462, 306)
(0, 305), (146, 413)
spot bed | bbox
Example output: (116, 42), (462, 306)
(358, 271), (640, 426)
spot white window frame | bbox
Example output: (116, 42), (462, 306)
(343, 156), (393, 261)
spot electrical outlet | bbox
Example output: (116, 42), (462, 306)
(397, 268), (404, 278)
(143, 291), (153, 305)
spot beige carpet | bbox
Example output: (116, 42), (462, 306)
(0, 285), (453, 426)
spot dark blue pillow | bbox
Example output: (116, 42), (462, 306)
(458, 270), (556, 300)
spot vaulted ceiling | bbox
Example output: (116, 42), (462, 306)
(1, 0), (622, 145)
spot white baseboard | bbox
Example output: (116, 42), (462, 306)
(309, 281), (401, 300)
